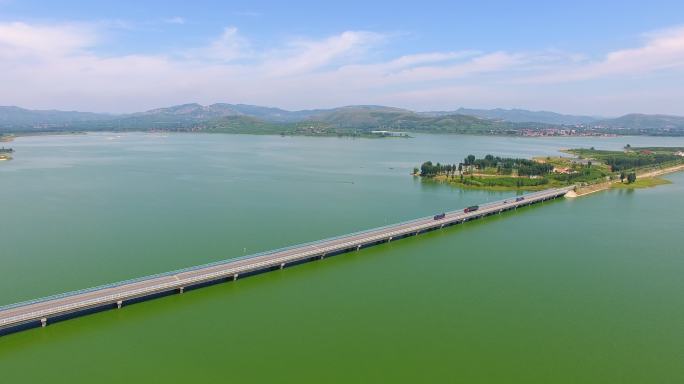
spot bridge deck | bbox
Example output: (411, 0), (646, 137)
(0, 186), (574, 334)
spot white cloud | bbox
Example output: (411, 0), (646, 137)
(200, 26), (250, 62)
(0, 22), (96, 58)
(524, 25), (684, 84)
(164, 17), (186, 25)
(262, 31), (385, 76)
(0, 21), (683, 115)
(384, 51), (480, 69)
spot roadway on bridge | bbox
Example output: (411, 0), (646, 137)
(0, 186), (573, 332)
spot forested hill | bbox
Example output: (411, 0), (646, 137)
(1, 104), (683, 137)
(0, 105), (555, 136)
(594, 114), (684, 134)
(421, 108), (600, 125)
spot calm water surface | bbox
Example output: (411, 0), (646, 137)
(1, 133), (683, 383)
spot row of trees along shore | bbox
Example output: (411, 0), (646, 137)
(417, 155), (554, 177)
(572, 146), (682, 172)
(604, 153), (679, 172)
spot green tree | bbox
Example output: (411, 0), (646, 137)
(420, 161), (434, 176)
(627, 172), (637, 184)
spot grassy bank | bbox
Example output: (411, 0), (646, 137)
(431, 175), (562, 191)
(611, 177), (672, 189)
(429, 174), (556, 191)
(573, 164), (683, 196)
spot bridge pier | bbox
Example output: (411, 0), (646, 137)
(0, 188), (574, 337)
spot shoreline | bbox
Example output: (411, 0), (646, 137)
(571, 163), (684, 196)
(3, 129), (684, 141)
(422, 174), (552, 192)
(418, 162), (684, 196)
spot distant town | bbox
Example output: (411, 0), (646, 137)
(1, 104), (683, 138)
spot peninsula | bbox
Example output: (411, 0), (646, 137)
(415, 146), (684, 193)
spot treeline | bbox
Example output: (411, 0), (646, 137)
(568, 148), (683, 172)
(603, 153), (679, 172)
(420, 154), (554, 177)
(419, 161), (460, 177)
(0, 147), (13, 153)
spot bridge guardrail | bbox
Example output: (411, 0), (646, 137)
(0, 187), (572, 317)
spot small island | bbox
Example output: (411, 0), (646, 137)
(415, 146), (684, 194)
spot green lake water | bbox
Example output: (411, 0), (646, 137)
(1, 133), (683, 383)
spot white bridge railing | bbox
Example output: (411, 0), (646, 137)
(0, 187), (573, 329)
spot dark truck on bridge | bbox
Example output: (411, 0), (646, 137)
(464, 205), (479, 213)
(515, 197), (525, 202)
(433, 213), (446, 220)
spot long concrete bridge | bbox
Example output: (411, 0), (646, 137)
(0, 186), (574, 336)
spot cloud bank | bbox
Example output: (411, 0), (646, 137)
(1, 21), (683, 115)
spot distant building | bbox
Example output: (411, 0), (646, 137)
(675, 151), (684, 157)
(553, 167), (575, 174)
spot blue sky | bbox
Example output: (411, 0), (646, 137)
(1, 0), (684, 115)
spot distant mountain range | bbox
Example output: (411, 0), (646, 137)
(594, 114), (684, 132)
(420, 108), (601, 125)
(1, 104), (683, 136)
(0, 106), (115, 126)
